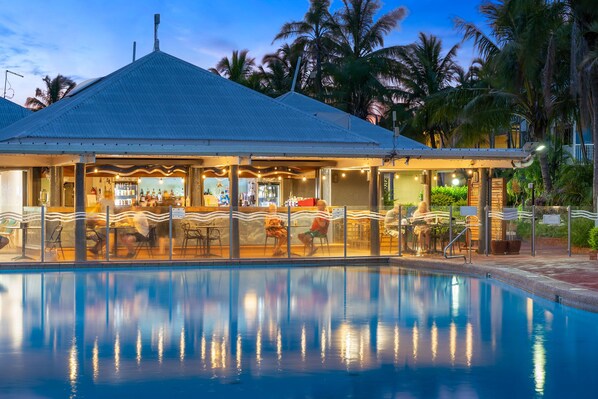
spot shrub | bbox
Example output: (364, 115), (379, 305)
(515, 218), (593, 247)
(572, 219), (594, 248)
(431, 192), (455, 206)
(589, 227), (598, 250)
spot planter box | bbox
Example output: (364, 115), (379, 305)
(491, 240), (508, 255)
(507, 240), (521, 255)
(590, 250), (598, 261)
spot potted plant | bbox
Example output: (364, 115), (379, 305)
(507, 239), (521, 255)
(588, 227), (598, 260)
(491, 240), (508, 255)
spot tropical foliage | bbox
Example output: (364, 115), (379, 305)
(25, 74), (76, 111)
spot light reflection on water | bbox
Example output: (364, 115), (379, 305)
(0, 266), (597, 398)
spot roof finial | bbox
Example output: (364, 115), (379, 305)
(153, 14), (160, 52)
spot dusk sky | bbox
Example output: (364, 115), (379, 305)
(0, 0), (485, 106)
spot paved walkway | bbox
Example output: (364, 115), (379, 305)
(392, 252), (598, 313)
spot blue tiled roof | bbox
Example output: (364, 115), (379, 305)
(277, 92), (429, 150)
(0, 97), (30, 129)
(0, 51), (376, 146)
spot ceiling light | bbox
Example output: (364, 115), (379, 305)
(341, 173), (346, 178)
(302, 177), (307, 182)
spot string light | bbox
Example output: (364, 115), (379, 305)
(93, 168), (98, 173)
(322, 175), (327, 180)
(395, 174), (399, 179)
(341, 173), (346, 178)
(159, 178), (164, 185)
(302, 177), (307, 182)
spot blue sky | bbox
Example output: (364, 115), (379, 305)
(0, 0), (485, 106)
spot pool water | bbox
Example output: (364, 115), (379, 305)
(1, 266), (597, 398)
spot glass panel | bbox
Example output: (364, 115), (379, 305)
(175, 209), (229, 260)
(534, 206), (568, 256)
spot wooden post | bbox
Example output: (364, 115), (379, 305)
(477, 168), (489, 254)
(369, 166), (380, 256)
(50, 166), (63, 207)
(75, 162), (87, 262)
(229, 165), (240, 258)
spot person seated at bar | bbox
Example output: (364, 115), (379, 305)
(298, 199), (329, 256)
(265, 203), (287, 256)
(384, 201), (409, 252)
(122, 212), (150, 258)
(411, 201), (431, 255)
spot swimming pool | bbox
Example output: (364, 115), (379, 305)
(0, 265), (596, 398)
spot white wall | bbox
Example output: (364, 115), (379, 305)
(0, 171), (23, 214)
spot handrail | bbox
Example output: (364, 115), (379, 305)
(443, 224), (474, 264)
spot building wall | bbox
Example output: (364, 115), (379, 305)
(392, 171), (426, 205)
(331, 170), (369, 208)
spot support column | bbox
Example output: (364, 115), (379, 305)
(477, 168), (489, 254)
(321, 168), (332, 205)
(369, 166), (380, 256)
(229, 165), (240, 258)
(315, 168), (322, 199)
(423, 170), (432, 206)
(50, 166), (63, 207)
(190, 167), (203, 206)
(75, 162), (87, 262)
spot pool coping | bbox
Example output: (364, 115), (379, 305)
(2, 256), (597, 313)
(390, 257), (598, 313)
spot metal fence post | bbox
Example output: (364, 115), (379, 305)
(169, 206), (173, 261)
(105, 207), (110, 262)
(485, 205), (489, 256)
(397, 205), (402, 257)
(449, 205), (453, 256)
(229, 206), (233, 260)
(567, 206), (571, 257)
(532, 205), (536, 256)
(287, 206), (291, 259)
(40, 206), (45, 263)
(344, 206), (347, 258)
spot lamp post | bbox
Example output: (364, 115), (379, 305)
(528, 182), (535, 206)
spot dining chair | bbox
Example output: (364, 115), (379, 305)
(181, 222), (204, 256)
(46, 224), (65, 259)
(134, 225), (157, 258)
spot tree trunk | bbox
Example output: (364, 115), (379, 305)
(538, 151), (553, 194)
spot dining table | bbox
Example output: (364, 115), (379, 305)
(12, 222), (41, 261)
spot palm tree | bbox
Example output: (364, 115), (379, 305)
(25, 74), (76, 111)
(209, 50), (256, 85)
(455, 0), (571, 192)
(326, 0), (407, 119)
(260, 43), (305, 97)
(274, 0), (334, 98)
(394, 33), (461, 148)
(569, 0), (598, 208)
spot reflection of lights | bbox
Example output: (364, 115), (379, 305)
(527, 298), (534, 337)
(201, 334), (206, 367)
(180, 327), (185, 362)
(533, 330), (546, 395)
(244, 291), (258, 321)
(256, 328), (262, 366)
(114, 333), (121, 373)
(301, 325), (306, 362)
(394, 325), (400, 364)
(466, 323), (473, 367)
(451, 276), (460, 316)
(136, 329), (142, 365)
(158, 328), (164, 365)
(236, 334), (242, 372)
(431, 323), (438, 361)
(221, 337), (227, 369)
(69, 337), (78, 385)
(210, 335), (218, 369)
(450, 322), (457, 364)
(277, 328), (282, 362)
(93, 337), (99, 381)
(412, 324), (418, 361)
(321, 328), (326, 362)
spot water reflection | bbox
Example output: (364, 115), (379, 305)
(0, 266), (597, 398)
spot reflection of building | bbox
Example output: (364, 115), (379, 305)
(3, 266), (595, 398)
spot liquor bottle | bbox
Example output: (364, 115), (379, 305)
(152, 188), (156, 199)
(140, 188), (144, 197)
(157, 189), (163, 203)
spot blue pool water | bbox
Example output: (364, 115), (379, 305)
(0, 266), (597, 398)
